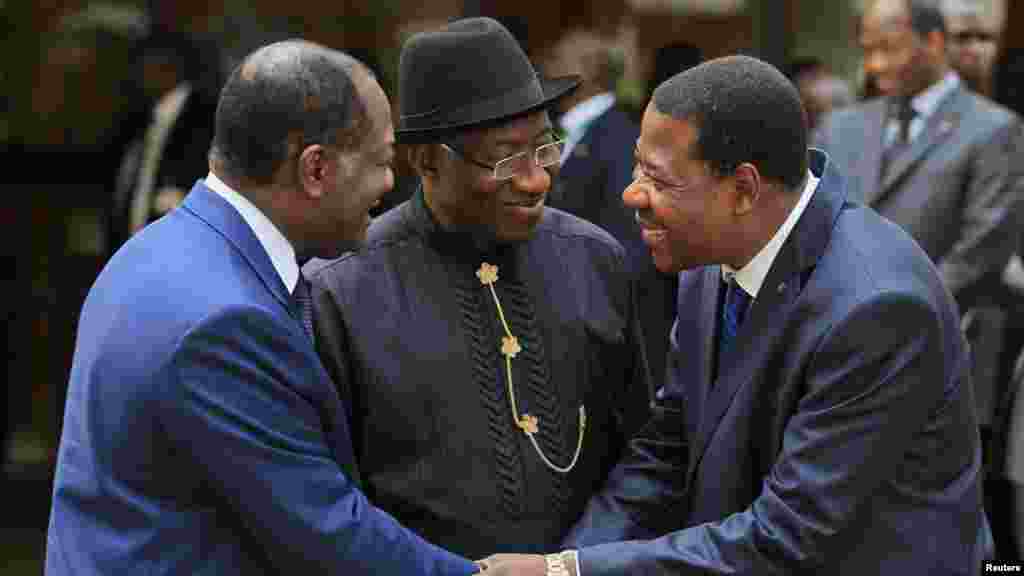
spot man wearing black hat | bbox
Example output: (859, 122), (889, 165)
(306, 17), (650, 560)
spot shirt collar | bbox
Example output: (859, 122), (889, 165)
(559, 92), (616, 137)
(205, 171), (300, 293)
(722, 169), (820, 298)
(909, 71), (960, 121)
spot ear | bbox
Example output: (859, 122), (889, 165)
(297, 144), (331, 200)
(731, 163), (761, 216)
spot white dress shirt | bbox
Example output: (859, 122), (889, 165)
(884, 72), (960, 148)
(558, 92), (617, 165)
(722, 169), (821, 299)
(205, 171), (299, 293)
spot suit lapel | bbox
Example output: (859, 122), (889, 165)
(858, 99), (888, 206)
(181, 180), (293, 311)
(876, 87), (963, 201)
(684, 267), (723, 481)
(687, 150), (847, 481)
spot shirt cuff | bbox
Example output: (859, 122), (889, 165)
(565, 549), (580, 576)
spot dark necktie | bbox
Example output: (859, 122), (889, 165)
(717, 278), (751, 380)
(881, 99), (916, 179)
(895, 98), (916, 145)
(293, 271), (315, 345)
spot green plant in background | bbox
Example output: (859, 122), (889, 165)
(611, 44), (647, 120)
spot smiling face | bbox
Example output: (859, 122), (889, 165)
(302, 69), (395, 258)
(425, 110), (556, 244)
(331, 73), (395, 250)
(624, 104), (737, 273)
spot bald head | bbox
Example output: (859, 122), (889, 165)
(211, 39), (372, 185)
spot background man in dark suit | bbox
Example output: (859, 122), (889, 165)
(46, 39), (477, 575)
(479, 54), (990, 575)
(813, 2), (1024, 553)
(543, 28), (677, 409)
(814, 0), (1022, 306)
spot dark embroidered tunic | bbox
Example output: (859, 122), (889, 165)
(306, 191), (650, 558)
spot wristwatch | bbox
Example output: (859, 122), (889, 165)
(544, 551), (576, 576)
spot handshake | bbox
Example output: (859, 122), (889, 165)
(474, 551), (578, 576)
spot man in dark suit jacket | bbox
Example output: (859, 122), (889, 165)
(814, 0), (1021, 306)
(478, 55), (990, 575)
(544, 29), (677, 409)
(46, 40), (477, 575)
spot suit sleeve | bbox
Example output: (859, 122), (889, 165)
(563, 316), (690, 548)
(162, 306), (477, 576)
(939, 119), (1024, 298)
(575, 292), (949, 575)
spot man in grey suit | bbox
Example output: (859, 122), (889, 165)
(813, 0), (1024, 451)
(478, 54), (990, 575)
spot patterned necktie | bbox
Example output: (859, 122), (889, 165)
(717, 278), (751, 380)
(292, 271), (315, 345)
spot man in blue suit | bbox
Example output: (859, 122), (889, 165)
(478, 55), (991, 575)
(46, 39), (478, 575)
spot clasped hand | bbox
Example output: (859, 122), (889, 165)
(474, 553), (548, 575)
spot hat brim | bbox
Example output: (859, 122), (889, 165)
(396, 75), (581, 144)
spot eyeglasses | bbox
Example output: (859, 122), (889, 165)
(442, 140), (564, 181)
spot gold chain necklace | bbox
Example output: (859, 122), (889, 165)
(476, 262), (586, 474)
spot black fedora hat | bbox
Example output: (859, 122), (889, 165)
(397, 17), (580, 142)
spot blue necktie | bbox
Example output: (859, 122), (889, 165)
(293, 272), (315, 345)
(717, 278), (751, 379)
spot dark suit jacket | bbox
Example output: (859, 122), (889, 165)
(564, 150), (991, 574)
(549, 105), (677, 409)
(813, 84), (1023, 302)
(46, 181), (476, 575)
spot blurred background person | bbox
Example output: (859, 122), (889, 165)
(543, 28), (677, 405)
(112, 30), (224, 250)
(814, 0), (1024, 557)
(799, 73), (855, 132)
(992, 19), (1024, 560)
(787, 57), (855, 132)
(943, 0), (1002, 97)
(642, 41), (703, 123)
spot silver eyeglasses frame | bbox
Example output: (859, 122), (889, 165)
(442, 139), (565, 181)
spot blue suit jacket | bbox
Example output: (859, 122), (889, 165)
(564, 150), (992, 574)
(46, 181), (476, 575)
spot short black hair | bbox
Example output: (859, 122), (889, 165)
(906, 0), (947, 37)
(652, 54), (808, 191)
(210, 40), (369, 184)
